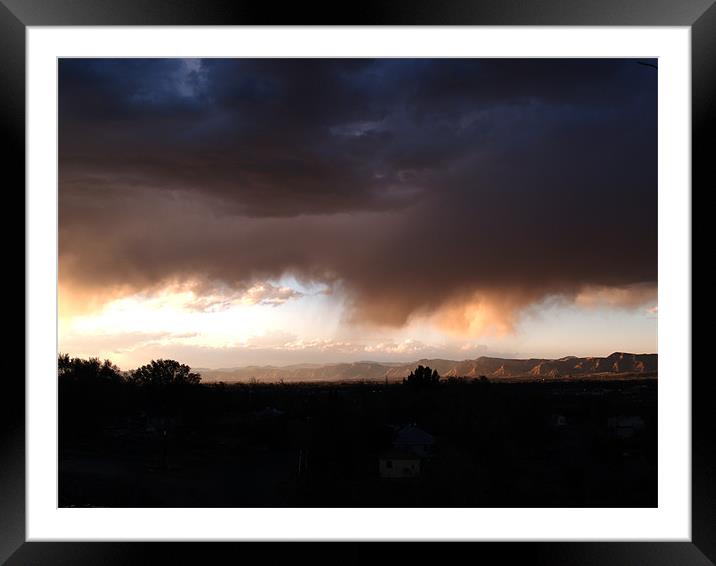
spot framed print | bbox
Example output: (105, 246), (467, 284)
(5, 0), (708, 564)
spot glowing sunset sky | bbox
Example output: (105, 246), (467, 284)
(59, 58), (657, 369)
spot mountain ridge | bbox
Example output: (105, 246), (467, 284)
(196, 352), (657, 383)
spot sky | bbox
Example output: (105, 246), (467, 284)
(58, 58), (657, 370)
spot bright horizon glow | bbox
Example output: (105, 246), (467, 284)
(59, 276), (657, 369)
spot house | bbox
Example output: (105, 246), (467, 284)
(378, 449), (421, 479)
(253, 406), (285, 420)
(393, 424), (435, 457)
(549, 414), (568, 429)
(378, 424), (435, 479)
(607, 415), (645, 439)
(145, 415), (178, 434)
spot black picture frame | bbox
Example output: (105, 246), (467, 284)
(4, 1), (707, 564)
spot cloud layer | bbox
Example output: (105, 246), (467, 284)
(59, 59), (657, 331)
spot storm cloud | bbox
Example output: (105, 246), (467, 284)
(59, 58), (657, 331)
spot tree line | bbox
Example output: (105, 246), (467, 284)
(58, 354), (201, 389)
(58, 355), (491, 391)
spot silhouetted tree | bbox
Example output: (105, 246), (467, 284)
(58, 353), (124, 385)
(129, 359), (201, 389)
(58, 353), (70, 374)
(58, 354), (127, 434)
(403, 365), (440, 388)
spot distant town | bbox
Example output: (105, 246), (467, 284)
(59, 354), (657, 507)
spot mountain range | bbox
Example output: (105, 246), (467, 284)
(195, 352), (657, 383)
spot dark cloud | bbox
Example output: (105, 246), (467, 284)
(59, 58), (657, 328)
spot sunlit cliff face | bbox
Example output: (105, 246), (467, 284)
(58, 58), (657, 368)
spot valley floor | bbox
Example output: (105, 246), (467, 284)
(59, 378), (657, 507)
